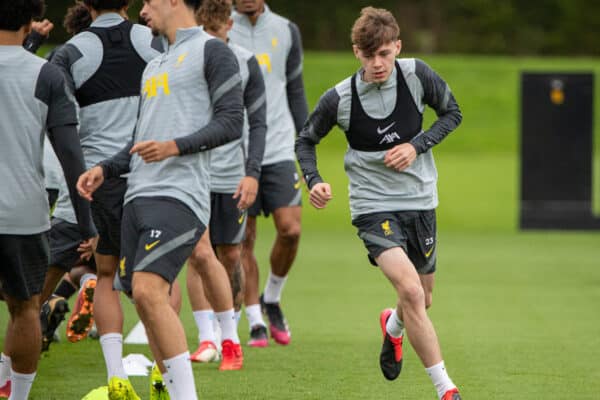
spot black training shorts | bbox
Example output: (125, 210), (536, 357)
(248, 160), (302, 217)
(91, 177), (127, 256)
(0, 233), (49, 300)
(352, 209), (437, 274)
(49, 218), (96, 272)
(116, 197), (204, 295)
(210, 192), (246, 246)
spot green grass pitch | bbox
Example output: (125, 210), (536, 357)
(1, 51), (600, 399)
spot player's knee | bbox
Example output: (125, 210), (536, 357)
(7, 297), (39, 320)
(220, 249), (241, 272)
(277, 222), (301, 244)
(243, 226), (256, 248)
(131, 282), (158, 310)
(189, 243), (214, 271)
(401, 284), (426, 309)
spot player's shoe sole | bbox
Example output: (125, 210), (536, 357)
(66, 279), (96, 342)
(379, 309), (403, 381)
(41, 296), (69, 352)
(190, 341), (220, 363)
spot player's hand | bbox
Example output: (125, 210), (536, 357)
(384, 143), (417, 172)
(309, 182), (332, 209)
(77, 166), (105, 201)
(130, 140), (179, 163)
(78, 236), (98, 261)
(31, 19), (54, 37)
(233, 176), (258, 210)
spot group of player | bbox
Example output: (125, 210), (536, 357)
(0, 0), (463, 399)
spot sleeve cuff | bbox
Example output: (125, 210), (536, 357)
(305, 174), (324, 190)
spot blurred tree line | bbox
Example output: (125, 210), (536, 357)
(44, 0), (600, 55)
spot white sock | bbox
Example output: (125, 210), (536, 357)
(425, 361), (456, 399)
(234, 310), (241, 327)
(162, 371), (176, 400)
(385, 309), (404, 338)
(263, 272), (287, 303)
(99, 333), (127, 380)
(215, 309), (240, 344)
(245, 304), (265, 329)
(8, 370), (36, 400)
(79, 273), (97, 291)
(0, 353), (11, 386)
(192, 310), (216, 344)
(163, 352), (197, 400)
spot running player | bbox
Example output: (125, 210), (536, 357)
(296, 7), (462, 400)
(0, 1), (96, 399)
(78, 0), (244, 397)
(230, 0), (308, 347)
(187, 0), (267, 364)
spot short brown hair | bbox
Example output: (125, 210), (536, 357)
(351, 7), (400, 57)
(64, 2), (92, 36)
(197, 0), (232, 32)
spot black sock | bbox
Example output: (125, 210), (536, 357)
(54, 279), (77, 300)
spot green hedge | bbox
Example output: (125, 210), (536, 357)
(43, 0), (600, 55)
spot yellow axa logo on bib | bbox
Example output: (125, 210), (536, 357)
(143, 72), (171, 98)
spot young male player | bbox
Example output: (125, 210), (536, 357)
(77, 0), (244, 397)
(187, 0), (267, 365)
(296, 7), (462, 400)
(230, 0), (308, 347)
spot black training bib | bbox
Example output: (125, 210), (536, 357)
(345, 62), (423, 152)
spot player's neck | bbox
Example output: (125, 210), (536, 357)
(206, 29), (227, 42)
(247, 5), (265, 26)
(165, 13), (198, 44)
(0, 28), (27, 46)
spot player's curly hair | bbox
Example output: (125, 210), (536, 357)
(197, 0), (231, 32)
(82, 0), (130, 11)
(351, 7), (400, 57)
(64, 2), (92, 35)
(0, 0), (45, 31)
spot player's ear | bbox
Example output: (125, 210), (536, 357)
(226, 18), (233, 32)
(396, 40), (402, 55)
(352, 44), (360, 59)
(23, 20), (33, 36)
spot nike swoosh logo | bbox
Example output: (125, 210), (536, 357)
(238, 214), (245, 224)
(377, 122), (396, 135)
(145, 240), (160, 251)
(424, 246), (434, 258)
(294, 181), (301, 190)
